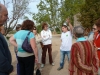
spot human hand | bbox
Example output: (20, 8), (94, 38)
(35, 57), (38, 64)
(66, 18), (70, 24)
(94, 43), (98, 50)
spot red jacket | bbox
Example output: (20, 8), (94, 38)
(94, 32), (100, 48)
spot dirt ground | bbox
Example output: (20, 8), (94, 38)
(9, 34), (76, 75)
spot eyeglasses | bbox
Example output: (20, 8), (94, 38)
(33, 28), (36, 30)
(92, 28), (97, 30)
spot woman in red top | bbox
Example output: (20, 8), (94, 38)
(94, 18), (100, 74)
(94, 19), (100, 60)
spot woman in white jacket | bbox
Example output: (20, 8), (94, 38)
(41, 22), (54, 68)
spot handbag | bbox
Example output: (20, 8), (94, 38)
(36, 69), (41, 75)
(22, 32), (33, 53)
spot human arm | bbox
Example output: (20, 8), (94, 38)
(30, 38), (38, 63)
(48, 30), (52, 39)
(41, 30), (51, 41)
(0, 40), (13, 73)
(9, 35), (17, 47)
(66, 18), (73, 33)
(71, 45), (92, 73)
(35, 34), (42, 43)
(92, 46), (99, 74)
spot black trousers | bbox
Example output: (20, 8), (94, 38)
(18, 55), (35, 75)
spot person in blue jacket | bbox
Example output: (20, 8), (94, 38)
(0, 4), (13, 75)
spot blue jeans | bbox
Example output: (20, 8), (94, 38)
(60, 50), (70, 67)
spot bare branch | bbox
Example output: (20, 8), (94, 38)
(4, 0), (32, 35)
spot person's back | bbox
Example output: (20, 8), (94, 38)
(69, 41), (99, 75)
(14, 30), (34, 56)
(69, 26), (99, 75)
(9, 20), (38, 75)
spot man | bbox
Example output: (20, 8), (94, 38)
(57, 18), (73, 70)
(69, 26), (99, 75)
(0, 4), (13, 75)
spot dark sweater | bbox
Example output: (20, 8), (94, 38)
(0, 33), (13, 75)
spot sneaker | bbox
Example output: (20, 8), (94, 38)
(41, 64), (44, 68)
(34, 70), (36, 73)
(51, 63), (55, 66)
(57, 67), (63, 71)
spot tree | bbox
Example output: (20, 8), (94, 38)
(78, 0), (100, 30)
(60, 0), (85, 24)
(33, 0), (59, 33)
(1, 0), (34, 35)
(33, 0), (85, 33)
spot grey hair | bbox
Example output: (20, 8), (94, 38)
(73, 26), (84, 38)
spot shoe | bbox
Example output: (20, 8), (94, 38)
(57, 67), (63, 70)
(41, 64), (44, 68)
(51, 63), (55, 66)
(34, 70), (36, 73)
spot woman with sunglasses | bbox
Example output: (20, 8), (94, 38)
(33, 26), (42, 71)
(88, 24), (97, 41)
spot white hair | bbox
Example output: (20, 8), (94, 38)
(73, 26), (84, 37)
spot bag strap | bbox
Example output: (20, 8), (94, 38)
(26, 32), (31, 37)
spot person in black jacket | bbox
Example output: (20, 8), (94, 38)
(0, 4), (13, 75)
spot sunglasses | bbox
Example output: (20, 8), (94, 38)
(33, 28), (36, 30)
(92, 28), (97, 30)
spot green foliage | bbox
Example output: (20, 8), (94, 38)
(36, 25), (42, 33)
(33, 0), (59, 28)
(55, 27), (61, 34)
(78, 0), (100, 29)
(9, 30), (16, 34)
(32, 0), (85, 33)
(60, 0), (85, 24)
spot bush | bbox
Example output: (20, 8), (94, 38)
(9, 30), (16, 34)
(55, 27), (61, 34)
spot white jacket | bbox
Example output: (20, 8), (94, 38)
(41, 29), (52, 45)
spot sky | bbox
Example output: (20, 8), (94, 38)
(18, 0), (40, 24)
(0, 0), (40, 24)
(24, 0), (40, 19)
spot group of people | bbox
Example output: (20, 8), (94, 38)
(0, 3), (100, 75)
(9, 20), (55, 75)
(0, 3), (54, 75)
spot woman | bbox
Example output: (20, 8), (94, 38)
(94, 18), (100, 74)
(33, 26), (42, 70)
(41, 22), (54, 68)
(88, 24), (97, 41)
(9, 20), (38, 75)
(14, 24), (21, 75)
